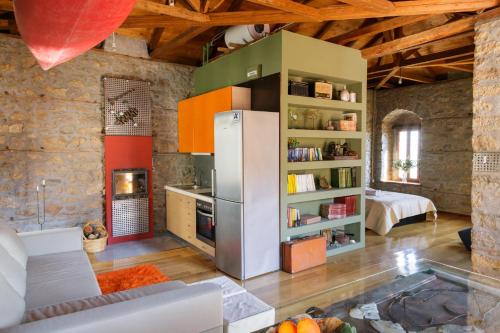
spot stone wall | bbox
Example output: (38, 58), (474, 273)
(471, 17), (500, 277)
(0, 35), (195, 232)
(370, 78), (473, 215)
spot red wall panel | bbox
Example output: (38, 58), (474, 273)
(104, 136), (154, 244)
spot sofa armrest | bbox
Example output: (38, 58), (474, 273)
(18, 228), (83, 256)
(4, 283), (223, 333)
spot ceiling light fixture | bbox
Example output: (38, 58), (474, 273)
(398, 68), (403, 85)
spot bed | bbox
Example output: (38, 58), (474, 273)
(365, 190), (437, 235)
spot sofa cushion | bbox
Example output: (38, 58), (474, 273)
(24, 281), (186, 323)
(25, 251), (101, 309)
(0, 244), (27, 297)
(0, 223), (28, 268)
(0, 273), (25, 329)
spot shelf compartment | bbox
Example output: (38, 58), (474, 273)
(287, 159), (362, 171)
(287, 95), (362, 111)
(327, 242), (364, 256)
(288, 187), (362, 203)
(288, 129), (364, 139)
(286, 215), (361, 238)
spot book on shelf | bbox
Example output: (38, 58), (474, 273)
(334, 195), (357, 216)
(288, 147), (323, 162)
(288, 174), (316, 194)
(287, 207), (301, 228)
(320, 203), (347, 220)
(287, 209), (322, 228)
(331, 168), (357, 188)
(300, 214), (322, 225)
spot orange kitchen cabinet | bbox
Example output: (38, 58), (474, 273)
(178, 86), (250, 153)
(178, 97), (195, 152)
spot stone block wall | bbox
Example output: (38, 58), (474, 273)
(0, 35), (194, 232)
(471, 17), (500, 277)
(370, 78), (473, 215)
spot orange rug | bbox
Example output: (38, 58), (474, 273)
(96, 264), (170, 294)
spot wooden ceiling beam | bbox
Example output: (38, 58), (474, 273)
(362, 8), (499, 59)
(329, 15), (430, 45)
(122, 0), (499, 28)
(368, 45), (475, 74)
(439, 64), (473, 73)
(399, 70), (436, 83)
(134, 0), (209, 22)
(0, 0), (13, 11)
(245, 0), (323, 21)
(337, 0), (394, 12)
(376, 67), (399, 89)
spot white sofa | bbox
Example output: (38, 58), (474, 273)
(0, 224), (223, 333)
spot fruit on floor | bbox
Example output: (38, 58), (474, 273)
(278, 320), (297, 333)
(297, 318), (321, 333)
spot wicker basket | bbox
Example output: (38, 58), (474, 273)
(82, 222), (108, 253)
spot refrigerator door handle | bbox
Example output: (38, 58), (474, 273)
(211, 169), (216, 197)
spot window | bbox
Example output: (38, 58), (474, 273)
(395, 126), (420, 182)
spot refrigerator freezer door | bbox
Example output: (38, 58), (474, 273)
(215, 198), (243, 279)
(242, 111), (280, 278)
(214, 111), (243, 203)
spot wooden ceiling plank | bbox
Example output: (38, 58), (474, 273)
(134, 0), (210, 22)
(361, 8), (500, 60)
(400, 70), (436, 83)
(149, 27), (165, 51)
(122, 0), (499, 28)
(314, 21), (336, 39)
(184, 0), (202, 12)
(337, 0), (394, 12)
(150, 0), (243, 59)
(245, 0), (323, 21)
(330, 15), (430, 45)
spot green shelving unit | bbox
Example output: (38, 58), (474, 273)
(194, 30), (367, 257)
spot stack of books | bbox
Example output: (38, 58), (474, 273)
(331, 168), (357, 188)
(334, 196), (357, 216)
(320, 203), (347, 220)
(287, 207), (300, 227)
(288, 147), (323, 162)
(288, 174), (316, 194)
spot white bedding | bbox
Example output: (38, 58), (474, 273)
(365, 190), (437, 235)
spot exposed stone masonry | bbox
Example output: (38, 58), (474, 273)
(369, 78), (473, 215)
(471, 17), (500, 277)
(0, 35), (195, 232)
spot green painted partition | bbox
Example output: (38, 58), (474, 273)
(194, 30), (367, 256)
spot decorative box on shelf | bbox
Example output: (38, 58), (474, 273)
(336, 120), (357, 131)
(288, 80), (309, 97)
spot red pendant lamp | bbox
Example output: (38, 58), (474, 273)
(13, 0), (137, 70)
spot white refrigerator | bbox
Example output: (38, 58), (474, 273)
(213, 110), (279, 280)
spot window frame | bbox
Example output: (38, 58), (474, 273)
(393, 125), (421, 183)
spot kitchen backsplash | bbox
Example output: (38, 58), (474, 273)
(193, 155), (214, 187)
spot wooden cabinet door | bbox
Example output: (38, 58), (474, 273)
(166, 191), (195, 240)
(178, 98), (194, 153)
(193, 87), (233, 153)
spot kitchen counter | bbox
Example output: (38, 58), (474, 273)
(164, 185), (213, 203)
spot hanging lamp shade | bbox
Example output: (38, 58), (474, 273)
(13, 0), (137, 70)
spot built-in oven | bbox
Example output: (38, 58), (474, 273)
(196, 200), (215, 247)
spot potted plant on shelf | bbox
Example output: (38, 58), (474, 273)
(393, 159), (417, 183)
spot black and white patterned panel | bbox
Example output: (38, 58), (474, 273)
(473, 152), (500, 173)
(111, 197), (149, 237)
(103, 77), (151, 136)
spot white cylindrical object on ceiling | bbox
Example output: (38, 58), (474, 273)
(224, 24), (270, 49)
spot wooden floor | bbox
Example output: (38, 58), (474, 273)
(90, 212), (472, 320)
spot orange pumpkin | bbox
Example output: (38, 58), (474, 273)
(278, 320), (297, 333)
(297, 318), (321, 333)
